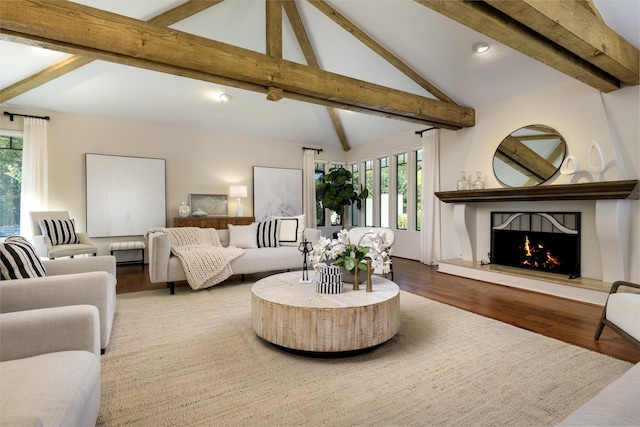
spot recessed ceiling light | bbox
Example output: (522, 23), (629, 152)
(472, 42), (490, 54)
(219, 93), (232, 102)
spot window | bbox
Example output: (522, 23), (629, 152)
(379, 156), (389, 227)
(329, 163), (343, 226)
(364, 160), (373, 226)
(396, 153), (407, 230)
(350, 162), (359, 227)
(314, 162), (326, 227)
(0, 134), (23, 237)
(415, 149), (422, 231)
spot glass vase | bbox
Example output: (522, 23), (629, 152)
(178, 201), (190, 218)
(472, 171), (485, 190)
(456, 171), (470, 191)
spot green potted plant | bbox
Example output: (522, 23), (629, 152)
(317, 166), (368, 229)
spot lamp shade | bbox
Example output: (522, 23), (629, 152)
(229, 185), (247, 198)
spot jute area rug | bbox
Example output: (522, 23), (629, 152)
(98, 279), (631, 426)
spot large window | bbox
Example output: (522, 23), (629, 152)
(415, 149), (423, 231)
(396, 153), (407, 230)
(364, 160), (373, 226)
(378, 156), (389, 227)
(314, 161), (326, 227)
(0, 134), (23, 237)
(350, 162), (359, 227)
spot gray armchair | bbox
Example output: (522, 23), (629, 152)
(30, 210), (97, 259)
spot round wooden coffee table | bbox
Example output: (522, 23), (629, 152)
(251, 271), (400, 354)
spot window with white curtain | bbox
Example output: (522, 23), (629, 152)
(0, 131), (23, 237)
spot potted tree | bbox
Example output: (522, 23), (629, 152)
(317, 166), (368, 230)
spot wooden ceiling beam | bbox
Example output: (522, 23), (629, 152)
(486, 0), (639, 86)
(0, 0), (223, 103)
(415, 0), (621, 93)
(283, 1), (351, 151)
(0, 0), (475, 129)
(308, 0), (456, 104)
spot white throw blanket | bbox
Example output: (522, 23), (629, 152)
(147, 227), (245, 290)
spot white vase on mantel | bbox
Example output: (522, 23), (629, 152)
(178, 201), (190, 218)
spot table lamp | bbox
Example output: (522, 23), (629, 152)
(229, 185), (247, 217)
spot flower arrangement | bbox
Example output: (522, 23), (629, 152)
(309, 229), (391, 275)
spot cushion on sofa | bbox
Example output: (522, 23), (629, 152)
(256, 219), (280, 248)
(38, 219), (79, 246)
(228, 223), (258, 249)
(273, 214), (306, 247)
(0, 236), (46, 280)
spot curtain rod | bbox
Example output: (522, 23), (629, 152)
(415, 127), (435, 136)
(302, 147), (323, 153)
(3, 111), (50, 121)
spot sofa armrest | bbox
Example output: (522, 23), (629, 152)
(76, 232), (94, 245)
(0, 305), (100, 361)
(42, 255), (116, 276)
(31, 234), (52, 258)
(147, 232), (172, 283)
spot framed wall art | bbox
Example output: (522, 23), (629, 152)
(253, 166), (302, 222)
(189, 194), (228, 216)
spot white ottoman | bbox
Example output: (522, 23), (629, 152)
(109, 241), (145, 268)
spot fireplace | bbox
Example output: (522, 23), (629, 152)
(491, 212), (581, 278)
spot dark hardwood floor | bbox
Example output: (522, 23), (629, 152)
(115, 257), (640, 363)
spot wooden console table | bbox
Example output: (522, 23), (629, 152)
(174, 216), (254, 229)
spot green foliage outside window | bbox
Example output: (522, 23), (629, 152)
(0, 135), (23, 236)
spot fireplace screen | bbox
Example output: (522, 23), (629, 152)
(491, 212), (580, 278)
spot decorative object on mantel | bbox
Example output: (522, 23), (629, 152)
(229, 185), (247, 217)
(560, 155), (581, 175)
(316, 265), (343, 294)
(588, 140), (605, 173)
(456, 171), (471, 190)
(178, 202), (190, 218)
(298, 239), (314, 283)
(472, 171), (485, 189)
(309, 229), (391, 290)
(435, 180), (639, 203)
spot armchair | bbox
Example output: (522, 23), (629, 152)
(594, 280), (640, 347)
(30, 210), (97, 259)
(0, 305), (101, 427)
(0, 255), (117, 352)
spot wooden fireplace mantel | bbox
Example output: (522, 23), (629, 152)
(435, 180), (639, 203)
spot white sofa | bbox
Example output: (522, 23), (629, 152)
(148, 228), (321, 294)
(0, 305), (101, 427)
(557, 361), (640, 426)
(0, 256), (117, 352)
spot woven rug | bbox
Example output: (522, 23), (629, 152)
(98, 280), (631, 426)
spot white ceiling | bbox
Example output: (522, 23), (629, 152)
(1, 0), (638, 149)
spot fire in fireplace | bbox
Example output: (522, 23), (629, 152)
(491, 212), (581, 278)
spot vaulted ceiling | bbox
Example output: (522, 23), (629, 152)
(1, 0), (638, 151)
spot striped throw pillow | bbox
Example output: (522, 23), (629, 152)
(256, 219), (280, 248)
(38, 218), (79, 246)
(0, 235), (46, 280)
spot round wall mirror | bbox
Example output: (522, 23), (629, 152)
(493, 124), (567, 187)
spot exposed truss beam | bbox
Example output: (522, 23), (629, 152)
(308, 0), (456, 104)
(284, 1), (350, 151)
(486, 0), (639, 86)
(0, 0), (475, 130)
(0, 0), (223, 103)
(415, 0), (627, 93)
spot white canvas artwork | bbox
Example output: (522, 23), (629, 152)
(253, 166), (302, 222)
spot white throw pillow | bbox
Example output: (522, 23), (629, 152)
(228, 223), (258, 249)
(272, 214), (306, 247)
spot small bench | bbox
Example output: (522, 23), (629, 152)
(109, 241), (145, 268)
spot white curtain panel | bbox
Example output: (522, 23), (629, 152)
(20, 117), (49, 239)
(421, 129), (441, 265)
(302, 149), (317, 229)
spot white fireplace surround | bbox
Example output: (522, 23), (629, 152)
(435, 181), (638, 305)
